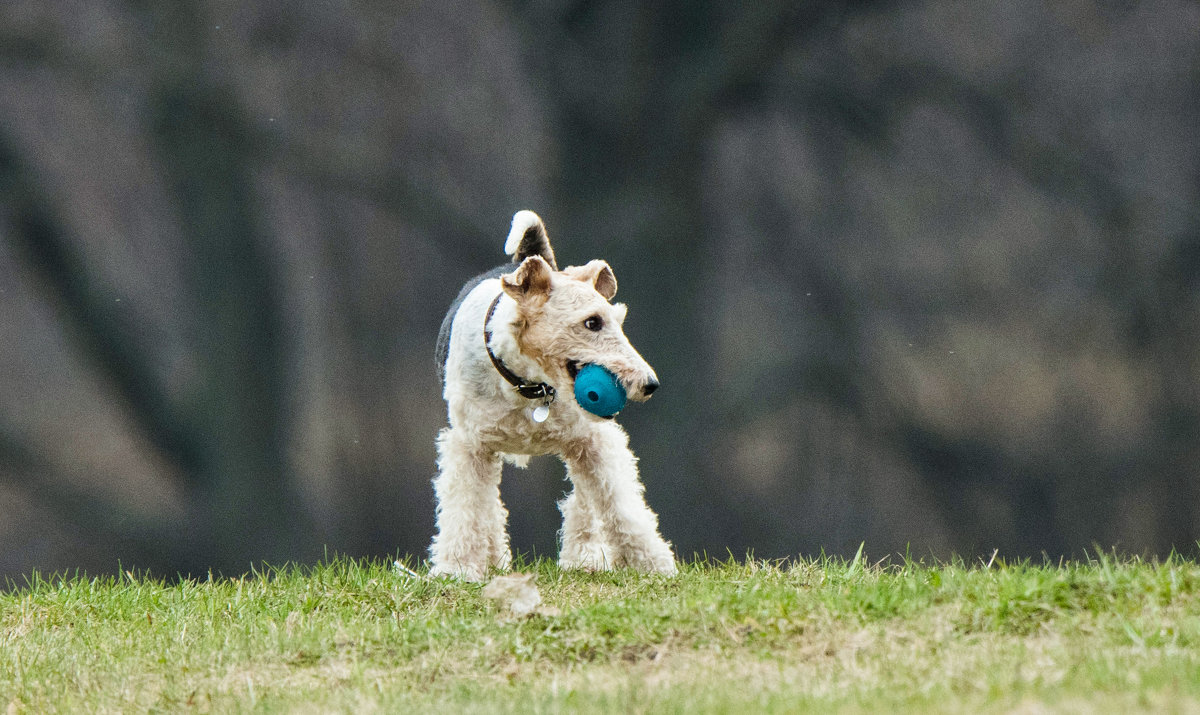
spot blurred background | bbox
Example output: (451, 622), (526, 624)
(1, 1), (1199, 581)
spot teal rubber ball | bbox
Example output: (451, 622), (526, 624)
(573, 363), (627, 417)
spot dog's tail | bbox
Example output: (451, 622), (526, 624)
(504, 210), (557, 270)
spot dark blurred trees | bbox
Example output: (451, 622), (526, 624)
(1, 1), (1198, 580)
(690, 1), (1200, 558)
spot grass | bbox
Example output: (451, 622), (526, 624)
(2, 550), (1200, 713)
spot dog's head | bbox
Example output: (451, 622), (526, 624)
(500, 255), (659, 403)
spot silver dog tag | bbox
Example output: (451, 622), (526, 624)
(531, 405), (550, 423)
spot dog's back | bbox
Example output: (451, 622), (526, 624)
(434, 212), (559, 386)
(435, 264), (509, 385)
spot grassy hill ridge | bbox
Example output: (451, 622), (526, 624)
(2, 551), (1199, 712)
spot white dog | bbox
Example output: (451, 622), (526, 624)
(429, 211), (676, 580)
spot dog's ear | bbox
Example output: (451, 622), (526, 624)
(501, 255), (553, 303)
(566, 259), (617, 300)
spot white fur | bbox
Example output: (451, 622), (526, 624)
(505, 210), (543, 256)
(429, 213), (676, 581)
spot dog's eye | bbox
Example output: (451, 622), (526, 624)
(583, 315), (604, 332)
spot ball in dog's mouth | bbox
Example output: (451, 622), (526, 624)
(572, 363), (626, 418)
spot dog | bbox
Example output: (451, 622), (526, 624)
(429, 210), (676, 580)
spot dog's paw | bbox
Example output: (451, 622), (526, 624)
(559, 542), (613, 572)
(650, 558), (679, 577)
(428, 561), (488, 582)
(629, 546), (678, 576)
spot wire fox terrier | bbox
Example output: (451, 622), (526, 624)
(429, 211), (677, 580)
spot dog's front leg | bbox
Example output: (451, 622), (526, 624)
(428, 427), (510, 580)
(562, 422), (676, 575)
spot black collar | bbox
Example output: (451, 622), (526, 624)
(483, 293), (556, 403)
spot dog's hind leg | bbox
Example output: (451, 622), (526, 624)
(561, 422), (676, 575)
(557, 487), (612, 571)
(428, 427), (511, 580)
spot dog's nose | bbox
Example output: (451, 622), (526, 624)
(642, 378), (659, 397)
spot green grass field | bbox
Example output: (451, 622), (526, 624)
(3, 550), (1199, 713)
